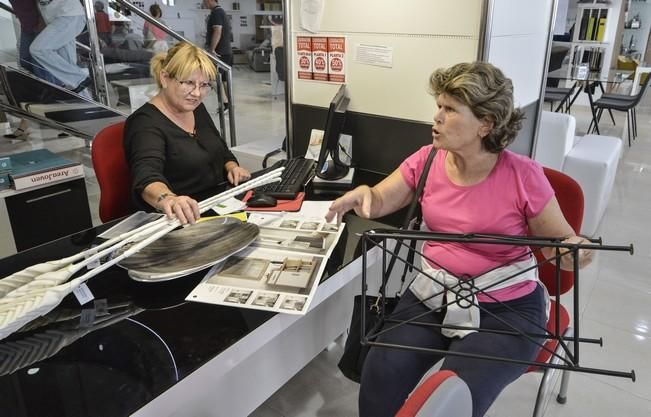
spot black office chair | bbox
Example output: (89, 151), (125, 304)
(588, 74), (651, 146)
(595, 72), (650, 139)
(544, 82), (577, 113)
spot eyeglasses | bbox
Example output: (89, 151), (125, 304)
(174, 78), (214, 94)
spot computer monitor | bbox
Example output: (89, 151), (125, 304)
(316, 84), (350, 180)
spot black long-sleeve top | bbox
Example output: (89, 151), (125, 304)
(123, 102), (237, 210)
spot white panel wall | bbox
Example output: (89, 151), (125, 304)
(290, 0), (482, 123)
(487, 0), (554, 107)
(292, 36), (479, 123)
(290, 0), (554, 122)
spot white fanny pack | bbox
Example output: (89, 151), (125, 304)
(409, 255), (549, 338)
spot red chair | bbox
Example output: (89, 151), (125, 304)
(91, 121), (134, 223)
(395, 167), (584, 417)
(527, 167), (584, 416)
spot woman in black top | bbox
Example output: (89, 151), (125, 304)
(124, 42), (249, 224)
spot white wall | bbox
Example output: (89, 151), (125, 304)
(290, 0), (482, 123)
(135, 0), (258, 50)
(487, 0), (554, 108)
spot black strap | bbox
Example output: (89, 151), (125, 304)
(262, 138), (287, 168)
(381, 147), (437, 297)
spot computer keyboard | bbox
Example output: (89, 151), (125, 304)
(255, 158), (315, 199)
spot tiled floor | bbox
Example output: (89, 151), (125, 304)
(2, 70), (650, 416)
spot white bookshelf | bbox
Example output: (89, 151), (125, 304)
(568, 0), (622, 78)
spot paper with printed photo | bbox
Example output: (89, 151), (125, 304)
(187, 212), (345, 314)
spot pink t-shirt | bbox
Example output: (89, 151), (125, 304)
(144, 21), (167, 41)
(399, 146), (554, 302)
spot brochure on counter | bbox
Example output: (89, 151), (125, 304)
(187, 211), (345, 315)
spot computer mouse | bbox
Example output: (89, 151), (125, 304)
(247, 192), (278, 208)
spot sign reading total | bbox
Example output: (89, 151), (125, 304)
(296, 36), (313, 80)
(295, 35), (346, 84)
(311, 37), (329, 81)
(327, 37), (345, 83)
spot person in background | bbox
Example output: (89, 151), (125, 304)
(5, 0), (60, 139)
(31, 0), (91, 94)
(124, 42), (249, 225)
(203, 0), (232, 109)
(94, 1), (112, 46)
(143, 4), (169, 52)
(326, 62), (593, 417)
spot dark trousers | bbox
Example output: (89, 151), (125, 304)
(359, 285), (546, 417)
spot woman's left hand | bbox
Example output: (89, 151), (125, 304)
(559, 235), (594, 270)
(227, 165), (251, 186)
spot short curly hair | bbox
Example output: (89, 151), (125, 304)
(429, 62), (525, 153)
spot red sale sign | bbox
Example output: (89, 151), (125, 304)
(327, 37), (345, 83)
(296, 36), (313, 80)
(311, 37), (329, 81)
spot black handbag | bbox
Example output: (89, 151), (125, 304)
(338, 294), (399, 382)
(337, 147), (437, 383)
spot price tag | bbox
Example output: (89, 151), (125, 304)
(73, 283), (94, 305)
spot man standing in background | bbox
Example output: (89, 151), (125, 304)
(94, 1), (112, 46)
(31, 0), (91, 94)
(203, 0), (232, 108)
(5, 0), (59, 139)
(8, 0), (58, 83)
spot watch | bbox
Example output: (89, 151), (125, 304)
(156, 192), (176, 205)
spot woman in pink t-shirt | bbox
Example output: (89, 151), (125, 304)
(326, 62), (593, 417)
(143, 4), (168, 52)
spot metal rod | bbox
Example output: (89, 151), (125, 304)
(573, 246), (580, 364)
(532, 0), (560, 159)
(365, 229), (632, 252)
(82, 0), (110, 105)
(283, 0), (293, 159)
(361, 234), (368, 345)
(367, 341), (635, 380)
(382, 319), (603, 344)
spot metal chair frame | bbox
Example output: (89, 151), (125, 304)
(360, 230), (635, 415)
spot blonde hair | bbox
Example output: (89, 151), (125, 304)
(429, 62), (525, 153)
(150, 42), (217, 88)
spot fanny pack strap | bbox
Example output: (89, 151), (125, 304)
(382, 147), (437, 297)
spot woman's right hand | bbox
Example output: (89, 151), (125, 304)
(325, 185), (374, 225)
(158, 194), (200, 225)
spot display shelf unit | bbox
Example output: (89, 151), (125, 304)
(254, 0), (282, 44)
(568, 0), (622, 78)
(622, 0), (651, 61)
